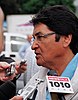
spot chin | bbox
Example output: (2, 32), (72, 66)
(37, 60), (42, 66)
(37, 61), (45, 68)
(37, 62), (42, 66)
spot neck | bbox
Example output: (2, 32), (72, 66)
(50, 50), (74, 76)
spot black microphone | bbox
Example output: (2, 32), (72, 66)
(0, 81), (16, 100)
(47, 70), (66, 100)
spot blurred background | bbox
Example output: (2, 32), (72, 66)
(0, 0), (78, 92)
(0, 0), (77, 19)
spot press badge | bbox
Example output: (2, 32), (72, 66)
(46, 76), (74, 93)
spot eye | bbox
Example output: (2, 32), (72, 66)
(37, 35), (43, 41)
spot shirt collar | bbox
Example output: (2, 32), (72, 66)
(61, 53), (78, 80)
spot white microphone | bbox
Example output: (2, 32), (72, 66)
(17, 67), (48, 100)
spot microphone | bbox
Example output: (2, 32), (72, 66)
(18, 67), (48, 100)
(47, 70), (66, 100)
(0, 81), (16, 100)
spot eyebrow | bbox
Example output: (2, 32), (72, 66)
(33, 32), (42, 37)
(36, 32), (42, 35)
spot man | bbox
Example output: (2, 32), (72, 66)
(11, 5), (78, 100)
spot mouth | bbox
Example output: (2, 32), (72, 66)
(35, 52), (40, 59)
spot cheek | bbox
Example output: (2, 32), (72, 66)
(39, 44), (51, 61)
(42, 41), (63, 60)
(36, 46), (48, 66)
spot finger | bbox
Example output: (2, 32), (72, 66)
(0, 73), (16, 81)
(0, 67), (4, 72)
(10, 96), (23, 100)
(21, 66), (27, 71)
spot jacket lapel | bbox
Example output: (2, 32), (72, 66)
(65, 66), (78, 100)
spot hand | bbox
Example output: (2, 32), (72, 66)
(10, 96), (23, 100)
(0, 62), (9, 70)
(0, 62), (16, 81)
(0, 61), (27, 81)
(15, 61), (27, 75)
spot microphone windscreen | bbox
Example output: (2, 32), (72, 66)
(0, 81), (16, 100)
(47, 70), (58, 76)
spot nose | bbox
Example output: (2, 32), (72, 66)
(31, 41), (38, 50)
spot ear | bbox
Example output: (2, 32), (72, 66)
(62, 34), (72, 47)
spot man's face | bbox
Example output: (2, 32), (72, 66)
(31, 23), (68, 69)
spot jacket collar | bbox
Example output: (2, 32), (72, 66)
(65, 66), (78, 99)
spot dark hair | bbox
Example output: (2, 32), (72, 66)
(31, 5), (78, 55)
